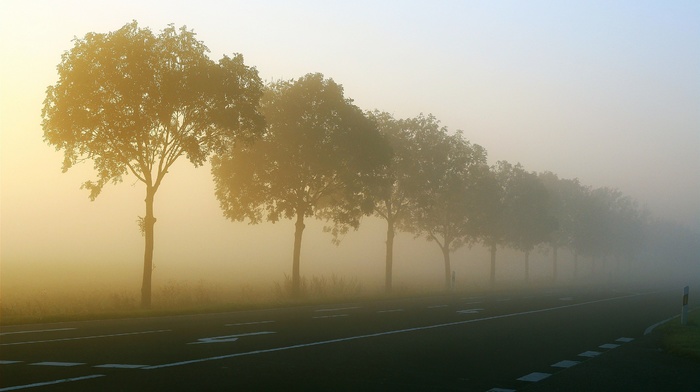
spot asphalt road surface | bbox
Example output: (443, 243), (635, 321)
(0, 286), (688, 391)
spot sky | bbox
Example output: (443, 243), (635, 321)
(1, 1), (699, 295)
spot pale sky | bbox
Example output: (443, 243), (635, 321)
(1, 1), (698, 293)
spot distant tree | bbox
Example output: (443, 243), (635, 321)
(42, 21), (264, 307)
(505, 165), (556, 282)
(477, 162), (509, 288)
(211, 73), (390, 296)
(538, 172), (587, 282)
(572, 187), (622, 277)
(608, 195), (648, 279)
(402, 118), (488, 289)
(490, 162), (555, 283)
(367, 111), (419, 293)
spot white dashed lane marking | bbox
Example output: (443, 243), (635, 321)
(456, 309), (483, 314)
(188, 331), (276, 345)
(376, 309), (403, 313)
(315, 306), (360, 312)
(599, 343), (620, 349)
(616, 337), (634, 343)
(225, 321), (275, 327)
(517, 372), (551, 382)
(94, 364), (148, 369)
(313, 314), (349, 319)
(578, 350), (601, 357)
(31, 362), (85, 367)
(551, 360), (580, 368)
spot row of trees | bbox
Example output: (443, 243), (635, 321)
(42, 22), (697, 307)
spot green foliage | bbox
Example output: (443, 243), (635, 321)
(403, 119), (489, 252)
(41, 21), (264, 307)
(211, 73), (390, 233)
(42, 21), (264, 199)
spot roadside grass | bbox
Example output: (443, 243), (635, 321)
(660, 310), (700, 362)
(1, 275), (434, 326)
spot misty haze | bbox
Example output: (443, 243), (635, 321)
(1, 2), (698, 391)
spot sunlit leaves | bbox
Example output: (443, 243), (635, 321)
(42, 21), (264, 198)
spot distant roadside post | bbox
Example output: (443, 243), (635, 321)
(681, 286), (689, 326)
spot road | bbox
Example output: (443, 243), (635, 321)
(0, 286), (686, 391)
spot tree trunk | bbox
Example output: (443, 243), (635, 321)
(385, 217), (394, 294)
(552, 246), (558, 283)
(524, 250), (530, 283)
(141, 185), (156, 309)
(292, 210), (305, 297)
(442, 246), (451, 290)
(489, 242), (497, 289)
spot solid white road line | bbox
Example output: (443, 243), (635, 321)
(0, 329), (171, 346)
(144, 292), (644, 370)
(30, 362), (85, 367)
(644, 315), (679, 335)
(0, 374), (105, 391)
(0, 328), (76, 337)
(0, 361), (22, 364)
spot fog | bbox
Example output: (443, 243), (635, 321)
(1, 1), (699, 313)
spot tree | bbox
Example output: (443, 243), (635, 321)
(477, 162), (509, 288)
(538, 172), (587, 282)
(366, 111), (417, 293)
(504, 164), (556, 282)
(211, 73), (390, 296)
(486, 162), (555, 284)
(42, 21), (264, 308)
(402, 117), (488, 289)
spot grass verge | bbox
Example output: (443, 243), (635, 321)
(660, 309), (700, 361)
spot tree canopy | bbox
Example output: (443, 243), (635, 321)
(211, 73), (390, 295)
(400, 116), (489, 288)
(42, 21), (265, 307)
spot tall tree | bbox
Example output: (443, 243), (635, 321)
(538, 172), (587, 282)
(487, 162), (555, 283)
(42, 21), (264, 307)
(367, 111), (418, 293)
(211, 73), (390, 296)
(505, 165), (556, 282)
(477, 162), (509, 288)
(403, 118), (488, 289)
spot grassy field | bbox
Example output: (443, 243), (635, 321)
(0, 275), (415, 326)
(660, 309), (700, 361)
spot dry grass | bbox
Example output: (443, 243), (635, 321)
(0, 275), (366, 326)
(273, 274), (363, 300)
